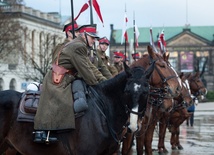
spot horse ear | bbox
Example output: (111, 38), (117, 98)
(123, 62), (132, 77)
(163, 52), (170, 61)
(147, 45), (155, 59)
(179, 72), (184, 79)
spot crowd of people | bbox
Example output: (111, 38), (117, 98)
(33, 21), (142, 143)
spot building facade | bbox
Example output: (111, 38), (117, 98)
(109, 24), (214, 91)
(0, 3), (66, 91)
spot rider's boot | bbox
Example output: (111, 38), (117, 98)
(33, 131), (58, 144)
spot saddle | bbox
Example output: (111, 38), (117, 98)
(17, 87), (86, 123)
(17, 90), (40, 122)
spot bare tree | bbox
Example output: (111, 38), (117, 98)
(15, 34), (57, 82)
(0, 2), (62, 83)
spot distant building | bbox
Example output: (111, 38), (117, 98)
(0, 2), (68, 91)
(110, 24), (214, 91)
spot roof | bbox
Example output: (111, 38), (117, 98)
(113, 25), (214, 43)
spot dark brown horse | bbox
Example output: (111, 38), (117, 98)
(169, 72), (207, 150)
(157, 72), (193, 153)
(0, 63), (154, 155)
(121, 46), (182, 155)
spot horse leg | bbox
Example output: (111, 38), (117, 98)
(175, 127), (183, 150)
(136, 118), (148, 155)
(170, 126), (177, 150)
(121, 129), (134, 155)
(144, 122), (156, 155)
(158, 118), (168, 153)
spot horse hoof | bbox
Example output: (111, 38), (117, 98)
(163, 149), (168, 153)
(171, 146), (177, 150)
(178, 145), (184, 150)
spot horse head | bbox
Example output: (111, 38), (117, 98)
(188, 72), (207, 100)
(175, 72), (193, 108)
(124, 61), (154, 110)
(130, 45), (182, 111)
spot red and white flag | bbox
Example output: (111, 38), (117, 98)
(74, 1), (89, 21)
(92, 0), (104, 26)
(158, 29), (167, 54)
(121, 12), (128, 44)
(135, 23), (140, 48)
(75, 0), (104, 26)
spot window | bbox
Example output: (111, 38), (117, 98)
(0, 78), (4, 91)
(9, 78), (16, 90)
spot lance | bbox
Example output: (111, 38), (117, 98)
(133, 11), (136, 58)
(89, 0), (94, 24)
(70, 0), (75, 38)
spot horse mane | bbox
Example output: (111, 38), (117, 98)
(87, 67), (147, 132)
(88, 71), (130, 131)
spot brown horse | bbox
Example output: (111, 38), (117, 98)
(0, 63), (154, 155)
(121, 46), (182, 155)
(169, 72), (207, 150)
(157, 72), (193, 153)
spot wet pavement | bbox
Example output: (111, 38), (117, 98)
(129, 102), (214, 155)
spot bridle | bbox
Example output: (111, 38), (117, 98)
(148, 58), (180, 107)
(173, 79), (192, 110)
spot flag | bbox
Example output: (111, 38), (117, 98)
(158, 36), (163, 53)
(135, 23), (140, 48)
(121, 12), (128, 44)
(149, 28), (158, 53)
(158, 29), (166, 54)
(92, 0), (104, 26)
(74, 1), (89, 21)
(75, 0), (104, 25)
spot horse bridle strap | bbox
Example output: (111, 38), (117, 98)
(125, 105), (144, 115)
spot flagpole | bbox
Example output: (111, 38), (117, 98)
(124, 4), (127, 62)
(89, 0), (94, 24)
(133, 11), (136, 58)
(70, 0), (75, 38)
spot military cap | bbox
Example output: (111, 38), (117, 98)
(114, 51), (124, 58)
(132, 53), (140, 59)
(63, 20), (79, 32)
(98, 37), (110, 45)
(77, 24), (99, 38)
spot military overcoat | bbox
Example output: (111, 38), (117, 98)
(34, 36), (105, 130)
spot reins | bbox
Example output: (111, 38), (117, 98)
(88, 86), (127, 144)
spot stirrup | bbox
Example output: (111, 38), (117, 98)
(33, 131), (58, 144)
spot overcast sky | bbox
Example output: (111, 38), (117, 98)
(24, 0), (214, 40)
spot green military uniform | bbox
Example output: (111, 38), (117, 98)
(97, 49), (118, 77)
(52, 39), (70, 64)
(34, 36), (106, 130)
(89, 49), (112, 79)
(114, 62), (124, 73)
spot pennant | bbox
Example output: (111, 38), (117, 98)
(158, 29), (167, 54)
(74, 1), (89, 21)
(121, 12), (128, 44)
(149, 28), (158, 53)
(75, 0), (104, 26)
(135, 23), (140, 48)
(158, 37), (164, 54)
(92, 0), (104, 26)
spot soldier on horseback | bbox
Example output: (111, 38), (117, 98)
(97, 37), (118, 77)
(33, 24), (106, 143)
